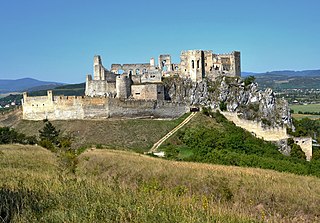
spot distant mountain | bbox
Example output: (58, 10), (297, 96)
(241, 69), (320, 90)
(242, 69), (320, 77)
(0, 78), (65, 93)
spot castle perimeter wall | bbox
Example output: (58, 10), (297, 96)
(22, 92), (187, 120)
(221, 111), (313, 160)
(222, 112), (288, 141)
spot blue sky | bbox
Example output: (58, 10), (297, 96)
(0, 0), (319, 83)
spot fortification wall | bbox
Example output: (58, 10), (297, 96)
(22, 92), (187, 120)
(107, 99), (187, 118)
(85, 78), (116, 97)
(131, 84), (164, 100)
(222, 112), (288, 141)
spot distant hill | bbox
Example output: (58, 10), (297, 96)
(0, 78), (65, 94)
(242, 69), (320, 77)
(0, 82), (85, 107)
(242, 69), (320, 90)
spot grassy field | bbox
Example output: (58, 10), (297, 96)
(292, 113), (320, 120)
(14, 114), (189, 153)
(1, 144), (320, 222)
(290, 104), (320, 120)
(290, 103), (320, 113)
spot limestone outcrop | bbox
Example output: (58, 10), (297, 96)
(164, 76), (292, 129)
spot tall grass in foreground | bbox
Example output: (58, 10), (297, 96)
(1, 145), (320, 222)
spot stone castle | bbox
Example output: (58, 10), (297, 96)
(21, 49), (313, 159)
(85, 50), (240, 99)
(22, 49), (240, 120)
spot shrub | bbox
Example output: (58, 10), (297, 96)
(39, 139), (55, 152)
(219, 102), (227, 111)
(290, 144), (306, 160)
(0, 127), (37, 145)
(244, 75), (255, 86)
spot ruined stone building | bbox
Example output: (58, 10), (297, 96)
(85, 50), (241, 99)
(22, 49), (240, 121)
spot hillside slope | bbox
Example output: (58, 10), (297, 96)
(1, 144), (319, 222)
(14, 114), (189, 152)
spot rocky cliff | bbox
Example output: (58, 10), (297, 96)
(164, 76), (292, 129)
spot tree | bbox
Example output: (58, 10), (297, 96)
(290, 144), (306, 160)
(244, 75), (255, 86)
(39, 120), (60, 145)
(312, 149), (320, 160)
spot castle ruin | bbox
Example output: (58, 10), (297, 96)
(22, 49), (240, 120)
(86, 50), (240, 99)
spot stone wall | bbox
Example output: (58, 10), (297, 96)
(131, 84), (164, 100)
(222, 112), (288, 141)
(22, 91), (187, 120)
(85, 75), (116, 97)
(111, 63), (151, 75)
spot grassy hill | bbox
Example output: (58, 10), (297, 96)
(1, 144), (320, 222)
(14, 114), (189, 153)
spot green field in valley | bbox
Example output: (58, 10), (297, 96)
(290, 103), (320, 113)
(290, 104), (320, 120)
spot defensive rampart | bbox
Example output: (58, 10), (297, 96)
(22, 91), (187, 120)
(222, 112), (288, 141)
(222, 111), (312, 160)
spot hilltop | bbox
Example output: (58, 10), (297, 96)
(0, 78), (65, 94)
(1, 144), (319, 222)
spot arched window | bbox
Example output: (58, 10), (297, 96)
(197, 60), (200, 69)
(192, 60), (194, 69)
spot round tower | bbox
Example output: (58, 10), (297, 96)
(116, 74), (131, 99)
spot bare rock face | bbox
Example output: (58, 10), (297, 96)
(164, 76), (292, 129)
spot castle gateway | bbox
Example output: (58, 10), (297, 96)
(22, 50), (240, 120)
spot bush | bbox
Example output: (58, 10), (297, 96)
(161, 112), (320, 177)
(219, 102), (227, 111)
(290, 144), (306, 160)
(39, 139), (55, 151)
(0, 127), (37, 145)
(244, 75), (255, 86)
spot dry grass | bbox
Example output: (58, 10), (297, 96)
(77, 149), (320, 222)
(14, 115), (188, 152)
(1, 144), (320, 222)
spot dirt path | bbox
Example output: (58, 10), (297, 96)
(148, 112), (197, 154)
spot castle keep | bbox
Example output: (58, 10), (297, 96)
(22, 49), (240, 120)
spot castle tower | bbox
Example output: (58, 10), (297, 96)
(150, 57), (155, 67)
(22, 92), (28, 104)
(47, 90), (53, 101)
(116, 74), (131, 99)
(231, 51), (241, 77)
(93, 55), (106, 80)
(180, 50), (205, 82)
